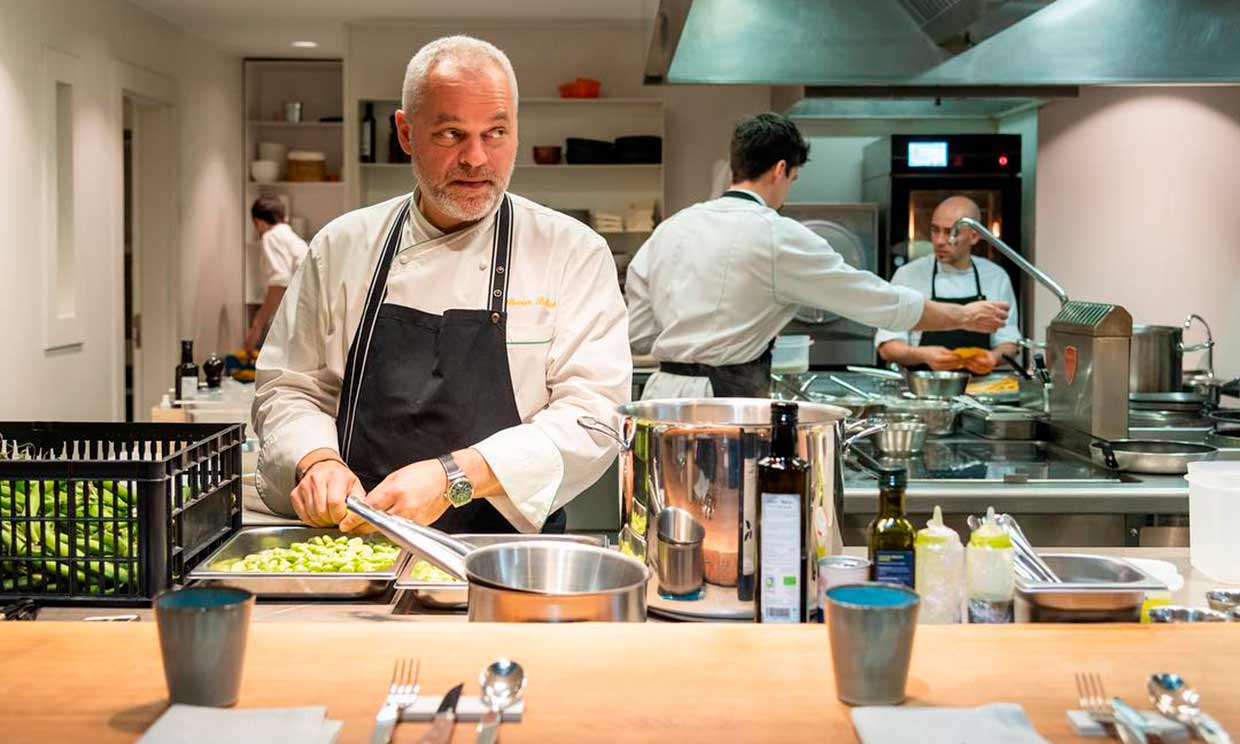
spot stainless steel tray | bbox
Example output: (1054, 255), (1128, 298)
(1016, 553), (1165, 618)
(188, 526), (408, 599)
(396, 533), (606, 609)
(961, 407), (1044, 440)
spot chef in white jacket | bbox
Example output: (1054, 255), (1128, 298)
(253, 36), (630, 534)
(627, 113), (1008, 399)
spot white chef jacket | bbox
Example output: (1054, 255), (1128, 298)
(259, 222), (309, 289)
(252, 191), (632, 532)
(626, 190), (925, 399)
(873, 254), (1021, 349)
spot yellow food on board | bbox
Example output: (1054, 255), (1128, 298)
(967, 377), (1020, 395)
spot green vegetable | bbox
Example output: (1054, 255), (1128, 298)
(213, 534), (400, 574)
(409, 559), (460, 583)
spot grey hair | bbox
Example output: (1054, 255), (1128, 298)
(401, 35), (519, 115)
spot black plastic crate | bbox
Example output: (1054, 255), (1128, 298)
(0, 422), (244, 605)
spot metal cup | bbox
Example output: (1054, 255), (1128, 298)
(283, 101), (303, 123)
(154, 586), (255, 707)
(654, 507), (705, 596)
(825, 583), (920, 706)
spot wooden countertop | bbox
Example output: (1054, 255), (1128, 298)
(2, 622), (1237, 743)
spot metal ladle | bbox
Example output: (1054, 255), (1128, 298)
(476, 658), (527, 744)
(1148, 674), (1232, 744)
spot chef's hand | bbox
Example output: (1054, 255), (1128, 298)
(289, 450), (363, 527)
(920, 346), (962, 371)
(338, 459), (449, 534)
(964, 351), (999, 376)
(960, 300), (1009, 334)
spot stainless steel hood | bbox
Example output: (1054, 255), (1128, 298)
(916, 0), (1240, 86)
(646, 0), (1240, 94)
(644, 0), (947, 85)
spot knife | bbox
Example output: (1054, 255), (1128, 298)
(418, 683), (465, 744)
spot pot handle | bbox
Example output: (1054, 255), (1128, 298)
(577, 415), (632, 451)
(1091, 440), (1120, 470)
(344, 495), (469, 580)
(842, 420), (886, 453)
(1180, 340), (1214, 353)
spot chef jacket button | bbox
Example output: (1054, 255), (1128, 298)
(496, 266), (505, 274)
(399, 254), (411, 265)
(478, 263), (487, 271)
(493, 289), (502, 297)
(491, 312), (500, 324)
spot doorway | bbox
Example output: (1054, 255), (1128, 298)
(117, 64), (178, 422)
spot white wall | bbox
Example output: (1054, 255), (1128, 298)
(0, 0), (242, 420)
(1034, 87), (1240, 378)
(345, 21), (770, 215)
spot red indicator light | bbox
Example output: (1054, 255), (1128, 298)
(998, 154), (1010, 166)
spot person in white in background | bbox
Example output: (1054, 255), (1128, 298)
(875, 196), (1021, 375)
(626, 113), (1009, 399)
(244, 196), (309, 354)
(252, 35), (630, 534)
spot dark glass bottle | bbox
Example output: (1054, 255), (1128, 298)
(176, 340), (198, 402)
(202, 353), (225, 389)
(360, 103), (376, 163)
(867, 467), (916, 588)
(755, 402), (811, 623)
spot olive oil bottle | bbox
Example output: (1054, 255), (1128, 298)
(866, 467), (915, 588)
(755, 402), (811, 623)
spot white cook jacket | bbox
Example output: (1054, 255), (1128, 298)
(873, 254), (1021, 349)
(253, 192), (632, 532)
(260, 222), (309, 289)
(627, 192), (925, 399)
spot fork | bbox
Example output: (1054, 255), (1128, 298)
(1075, 672), (1149, 744)
(370, 658), (421, 744)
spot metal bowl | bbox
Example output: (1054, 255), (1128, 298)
(907, 370), (970, 399)
(873, 421), (927, 456)
(1147, 605), (1229, 623)
(1205, 589), (1240, 612)
(884, 399), (960, 436)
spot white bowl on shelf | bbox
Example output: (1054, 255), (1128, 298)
(250, 159), (280, 183)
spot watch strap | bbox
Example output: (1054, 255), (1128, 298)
(437, 453), (465, 482)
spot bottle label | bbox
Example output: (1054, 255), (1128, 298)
(180, 376), (197, 401)
(874, 550), (915, 588)
(759, 491), (801, 623)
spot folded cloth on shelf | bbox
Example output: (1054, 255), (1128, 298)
(138, 705), (342, 744)
(852, 703), (1049, 744)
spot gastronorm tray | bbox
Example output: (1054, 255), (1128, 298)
(960, 406), (1045, 440)
(396, 533), (606, 608)
(188, 526), (408, 599)
(1015, 553), (1165, 622)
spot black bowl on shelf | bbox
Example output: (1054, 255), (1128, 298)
(566, 137), (616, 165)
(614, 135), (662, 164)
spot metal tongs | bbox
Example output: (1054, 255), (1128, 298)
(968, 511), (1061, 584)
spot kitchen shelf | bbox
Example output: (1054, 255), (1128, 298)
(248, 120), (343, 129)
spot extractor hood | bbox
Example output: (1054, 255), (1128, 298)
(643, 0), (948, 86)
(646, 0), (1240, 94)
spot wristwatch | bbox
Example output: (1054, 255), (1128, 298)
(437, 453), (474, 507)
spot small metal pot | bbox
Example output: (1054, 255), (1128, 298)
(906, 370), (970, 399)
(873, 421), (927, 457)
(884, 399), (960, 436)
(345, 498), (650, 622)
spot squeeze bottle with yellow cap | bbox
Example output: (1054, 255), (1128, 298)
(966, 506), (1015, 624)
(915, 505), (964, 624)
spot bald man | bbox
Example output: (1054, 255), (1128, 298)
(876, 196), (1020, 374)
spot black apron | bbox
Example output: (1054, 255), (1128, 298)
(916, 259), (991, 353)
(335, 195), (566, 534)
(657, 190), (773, 398)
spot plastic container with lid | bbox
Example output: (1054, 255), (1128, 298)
(966, 506), (1014, 624)
(915, 505), (964, 624)
(771, 335), (812, 375)
(1187, 461), (1240, 583)
(286, 150), (327, 182)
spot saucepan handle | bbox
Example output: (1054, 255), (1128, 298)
(577, 415), (632, 451)
(841, 420), (886, 453)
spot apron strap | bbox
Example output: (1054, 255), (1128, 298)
(488, 195), (514, 314)
(339, 198), (410, 459)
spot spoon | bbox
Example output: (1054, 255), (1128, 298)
(476, 658), (526, 744)
(1148, 673), (1233, 744)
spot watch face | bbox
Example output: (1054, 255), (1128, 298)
(446, 478), (474, 507)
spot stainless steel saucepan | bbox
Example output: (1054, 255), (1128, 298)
(1089, 439), (1218, 475)
(345, 497), (650, 622)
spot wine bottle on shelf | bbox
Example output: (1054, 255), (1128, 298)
(176, 340), (198, 403)
(360, 102), (376, 163)
(755, 402), (811, 623)
(866, 466), (915, 588)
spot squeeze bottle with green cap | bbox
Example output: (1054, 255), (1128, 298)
(915, 505), (964, 624)
(966, 506), (1015, 624)
(866, 466), (915, 588)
